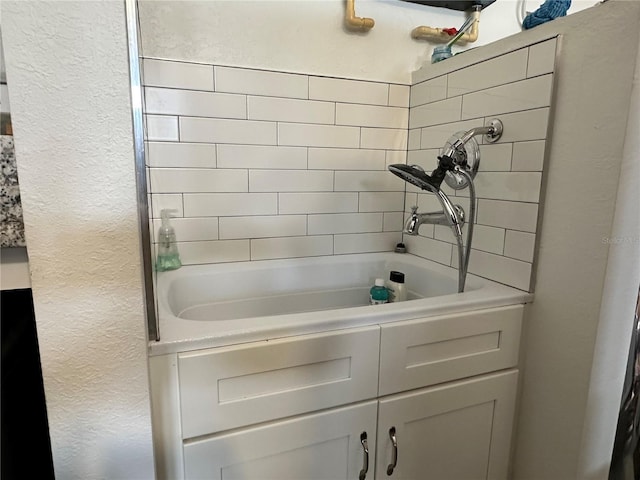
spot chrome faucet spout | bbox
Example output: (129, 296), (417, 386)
(404, 200), (465, 237)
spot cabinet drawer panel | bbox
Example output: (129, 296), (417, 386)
(379, 305), (522, 395)
(178, 326), (380, 438)
(184, 400), (378, 480)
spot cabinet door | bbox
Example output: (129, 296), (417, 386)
(184, 401), (378, 480)
(375, 370), (518, 480)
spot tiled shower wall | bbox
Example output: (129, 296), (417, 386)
(142, 36), (557, 292)
(406, 37), (558, 291)
(142, 61), (408, 265)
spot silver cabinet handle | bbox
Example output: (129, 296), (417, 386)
(386, 427), (398, 476)
(359, 431), (369, 480)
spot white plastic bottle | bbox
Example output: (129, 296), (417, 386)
(386, 271), (407, 302)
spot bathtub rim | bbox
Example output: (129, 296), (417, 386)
(150, 252), (533, 356)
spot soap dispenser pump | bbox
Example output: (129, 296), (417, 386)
(156, 209), (182, 272)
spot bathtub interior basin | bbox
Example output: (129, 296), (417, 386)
(159, 253), (479, 322)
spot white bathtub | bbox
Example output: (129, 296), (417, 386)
(151, 252), (532, 355)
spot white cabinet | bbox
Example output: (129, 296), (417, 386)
(375, 370), (518, 480)
(150, 305), (524, 480)
(184, 401), (377, 480)
(178, 326), (380, 437)
(379, 306), (522, 395)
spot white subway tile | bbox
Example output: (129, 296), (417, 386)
(278, 123), (360, 148)
(184, 193), (278, 217)
(180, 117), (277, 145)
(142, 59), (214, 91)
(461, 75), (553, 120)
(217, 145), (307, 169)
(361, 128), (407, 150)
(403, 235), (453, 265)
(144, 87), (246, 118)
(335, 171), (405, 192)
(512, 140), (545, 171)
(417, 192), (443, 212)
(336, 103), (408, 129)
(386, 151), (407, 168)
(405, 192), (418, 206)
(411, 75), (447, 107)
(527, 38), (557, 78)
(383, 212), (405, 232)
(485, 108), (549, 143)
(309, 77), (388, 105)
(150, 168), (248, 193)
(476, 199), (538, 232)
(179, 240), (250, 265)
(152, 217), (219, 242)
(447, 48), (529, 97)
(410, 97), (462, 129)
(420, 119), (479, 149)
(465, 172), (542, 202)
(389, 84), (410, 107)
(467, 249), (532, 291)
(146, 142), (217, 168)
(215, 67), (308, 98)
(504, 230), (536, 262)
(308, 148), (385, 171)
(150, 194), (183, 218)
(359, 192), (405, 212)
(408, 129), (421, 150)
(334, 232), (401, 255)
(249, 170), (333, 192)
(248, 96), (334, 124)
(407, 149), (440, 173)
(219, 215), (307, 240)
(279, 192), (358, 214)
(435, 224), (505, 255)
(478, 144), (512, 172)
(251, 235), (333, 260)
(308, 213), (383, 235)
(146, 115), (179, 141)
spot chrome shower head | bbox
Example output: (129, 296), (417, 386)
(388, 164), (437, 192)
(388, 158), (456, 193)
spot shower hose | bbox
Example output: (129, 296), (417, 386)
(455, 168), (476, 293)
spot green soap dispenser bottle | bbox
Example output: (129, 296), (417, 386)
(156, 209), (182, 271)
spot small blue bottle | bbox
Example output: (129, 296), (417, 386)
(369, 278), (389, 305)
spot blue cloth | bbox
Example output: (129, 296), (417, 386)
(523, 0), (571, 29)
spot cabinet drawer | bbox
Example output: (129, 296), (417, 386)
(379, 305), (522, 395)
(178, 326), (380, 438)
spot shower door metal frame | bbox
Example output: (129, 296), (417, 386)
(124, 0), (159, 341)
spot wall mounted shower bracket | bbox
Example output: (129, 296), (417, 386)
(483, 118), (504, 143)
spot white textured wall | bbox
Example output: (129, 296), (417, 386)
(577, 36), (640, 479)
(2, 2), (155, 479)
(138, 0), (594, 84)
(511, 2), (640, 478)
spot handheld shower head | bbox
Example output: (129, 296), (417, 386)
(388, 161), (464, 242)
(388, 157), (456, 193)
(388, 164), (437, 192)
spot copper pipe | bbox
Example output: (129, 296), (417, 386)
(412, 10), (480, 44)
(345, 0), (375, 32)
